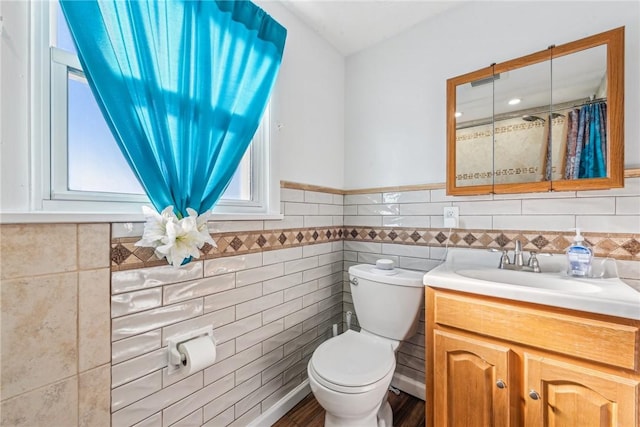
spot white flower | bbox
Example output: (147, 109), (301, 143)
(135, 206), (216, 267)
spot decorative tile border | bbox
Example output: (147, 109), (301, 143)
(111, 226), (640, 270)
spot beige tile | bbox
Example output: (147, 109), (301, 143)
(1, 273), (77, 399)
(79, 268), (111, 372)
(0, 224), (77, 279)
(1, 376), (78, 427)
(79, 364), (111, 427)
(78, 223), (111, 270)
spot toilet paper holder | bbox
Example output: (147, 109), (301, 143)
(167, 326), (215, 374)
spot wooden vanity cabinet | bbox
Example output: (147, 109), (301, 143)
(425, 288), (640, 427)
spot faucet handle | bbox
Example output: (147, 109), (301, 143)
(499, 250), (511, 269)
(528, 251), (541, 273)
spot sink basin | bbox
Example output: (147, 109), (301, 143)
(423, 248), (640, 320)
(455, 268), (602, 293)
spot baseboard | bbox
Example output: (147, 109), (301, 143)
(247, 379), (311, 427)
(391, 372), (425, 401)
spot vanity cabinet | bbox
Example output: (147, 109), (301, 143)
(425, 288), (640, 427)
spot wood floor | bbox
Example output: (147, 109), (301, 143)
(273, 390), (425, 427)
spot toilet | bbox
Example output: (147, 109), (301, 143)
(307, 260), (424, 427)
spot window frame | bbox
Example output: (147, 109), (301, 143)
(27, 0), (279, 219)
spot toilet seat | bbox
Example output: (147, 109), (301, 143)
(309, 330), (396, 394)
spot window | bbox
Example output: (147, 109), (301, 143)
(34, 2), (275, 217)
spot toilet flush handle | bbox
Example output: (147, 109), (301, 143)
(350, 277), (358, 285)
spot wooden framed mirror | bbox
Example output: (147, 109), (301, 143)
(447, 27), (624, 196)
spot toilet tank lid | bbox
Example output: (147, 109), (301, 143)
(348, 264), (424, 287)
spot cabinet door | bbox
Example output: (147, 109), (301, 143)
(434, 330), (516, 427)
(525, 353), (639, 427)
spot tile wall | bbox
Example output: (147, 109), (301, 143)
(0, 224), (111, 427)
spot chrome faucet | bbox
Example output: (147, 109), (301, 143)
(498, 239), (541, 273)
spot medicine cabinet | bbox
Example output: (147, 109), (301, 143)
(446, 27), (624, 196)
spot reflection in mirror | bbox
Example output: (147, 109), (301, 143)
(552, 45), (608, 182)
(455, 73), (494, 187)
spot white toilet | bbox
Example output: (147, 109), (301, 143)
(307, 260), (424, 427)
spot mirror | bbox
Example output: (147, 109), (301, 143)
(447, 27), (624, 195)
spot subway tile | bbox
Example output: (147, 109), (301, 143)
(284, 305), (319, 329)
(304, 190), (334, 204)
(202, 406), (234, 427)
(112, 371), (163, 412)
(397, 352), (425, 373)
(0, 224), (77, 279)
(112, 299), (203, 341)
(400, 202), (450, 216)
(263, 247), (303, 265)
(203, 253), (262, 277)
(343, 205), (357, 215)
(264, 215), (304, 230)
(344, 193), (382, 205)
(383, 216), (430, 228)
(263, 272), (303, 294)
(492, 215), (575, 231)
(430, 189), (493, 202)
(203, 374), (261, 421)
(616, 196), (640, 214)
(235, 349), (283, 385)
(616, 260), (640, 280)
(343, 215), (383, 227)
(236, 319), (285, 352)
(522, 197), (614, 215)
(383, 190), (430, 204)
(112, 222), (145, 239)
(78, 223), (111, 270)
(284, 202), (318, 216)
(303, 242), (334, 257)
(112, 287), (163, 318)
(163, 373), (234, 427)
(112, 348), (166, 388)
(343, 241), (383, 253)
(493, 190), (576, 200)
(357, 204), (399, 216)
(283, 328), (317, 356)
(318, 272), (342, 289)
(458, 215), (493, 229)
(163, 273), (235, 305)
(236, 292), (284, 319)
(263, 324), (303, 354)
(284, 280), (318, 302)
(577, 177), (640, 197)
(284, 257), (318, 275)
(399, 257), (440, 272)
(382, 243), (430, 258)
(262, 353), (299, 385)
(398, 341), (426, 360)
(283, 356), (310, 384)
(112, 330), (162, 365)
(333, 194), (344, 205)
(576, 215), (640, 233)
(162, 339), (235, 388)
(303, 307), (336, 332)
(331, 241), (344, 251)
(303, 215), (334, 228)
(79, 269), (111, 372)
(132, 413), (162, 427)
(261, 376), (302, 410)
(332, 215), (344, 226)
(230, 405), (261, 427)
(0, 375), (77, 427)
(208, 221), (264, 233)
(112, 262), (203, 294)
(303, 264), (336, 282)
(213, 314), (262, 344)
(235, 374), (283, 417)
(318, 204), (343, 215)
(358, 252), (397, 266)
(204, 344), (262, 385)
(203, 283), (262, 313)
(162, 306), (235, 345)
(301, 334), (327, 358)
(263, 299), (303, 324)
(168, 409), (202, 427)
(1, 273), (77, 400)
(79, 364), (111, 427)
(280, 188), (304, 202)
(236, 263), (284, 287)
(316, 293), (343, 313)
(457, 200), (522, 216)
(318, 251), (343, 266)
(111, 373), (202, 427)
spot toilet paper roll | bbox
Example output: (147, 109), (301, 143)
(177, 336), (217, 375)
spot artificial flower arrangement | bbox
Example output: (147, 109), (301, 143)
(135, 206), (215, 266)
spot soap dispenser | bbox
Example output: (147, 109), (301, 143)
(566, 228), (592, 277)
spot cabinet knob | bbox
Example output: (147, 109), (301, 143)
(496, 379), (506, 389)
(528, 389), (541, 400)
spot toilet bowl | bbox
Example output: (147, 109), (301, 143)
(307, 330), (396, 427)
(306, 261), (425, 427)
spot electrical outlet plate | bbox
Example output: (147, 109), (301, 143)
(443, 206), (459, 228)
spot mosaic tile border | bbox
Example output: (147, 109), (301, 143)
(111, 226), (640, 270)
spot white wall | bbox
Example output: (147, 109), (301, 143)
(344, 1), (640, 189)
(0, 1), (345, 213)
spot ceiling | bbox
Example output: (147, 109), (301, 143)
(279, 0), (464, 56)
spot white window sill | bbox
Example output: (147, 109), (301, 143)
(0, 211), (284, 224)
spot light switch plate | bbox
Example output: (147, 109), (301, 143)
(443, 206), (459, 228)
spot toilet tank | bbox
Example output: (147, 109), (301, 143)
(348, 263), (425, 341)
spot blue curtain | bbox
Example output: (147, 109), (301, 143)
(578, 102), (607, 179)
(59, 0), (286, 217)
